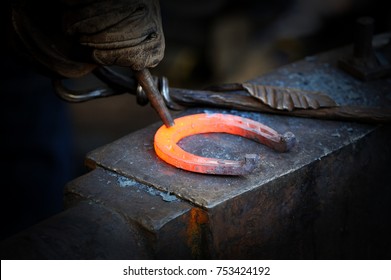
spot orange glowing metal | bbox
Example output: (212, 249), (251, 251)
(154, 113), (295, 175)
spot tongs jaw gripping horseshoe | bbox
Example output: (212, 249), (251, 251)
(154, 113), (295, 175)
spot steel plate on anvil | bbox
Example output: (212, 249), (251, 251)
(86, 48), (391, 209)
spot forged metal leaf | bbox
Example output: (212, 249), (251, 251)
(242, 83), (337, 111)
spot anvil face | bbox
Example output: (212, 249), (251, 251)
(86, 108), (373, 209)
(85, 52), (387, 209)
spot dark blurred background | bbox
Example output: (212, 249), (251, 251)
(1, 0), (390, 240)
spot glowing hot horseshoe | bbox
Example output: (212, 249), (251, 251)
(154, 113), (296, 175)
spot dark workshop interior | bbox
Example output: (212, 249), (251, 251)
(1, 0), (391, 259)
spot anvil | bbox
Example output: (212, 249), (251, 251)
(1, 39), (391, 260)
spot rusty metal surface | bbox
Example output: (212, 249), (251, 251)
(85, 44), (391, 209)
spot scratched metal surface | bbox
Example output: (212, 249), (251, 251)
(86, 47), (391, 209)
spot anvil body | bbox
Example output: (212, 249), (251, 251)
(1, 43), (391, 259)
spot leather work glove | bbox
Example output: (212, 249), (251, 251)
(10, 0), (165, 78)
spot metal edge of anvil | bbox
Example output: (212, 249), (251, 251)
(85, 38), (391, 210)
(64, 167), (211, 259)
(65, 167), (192, 233)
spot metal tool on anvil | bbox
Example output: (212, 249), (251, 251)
(54, 66), (391, 124)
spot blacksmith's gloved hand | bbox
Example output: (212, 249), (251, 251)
(10, 0), (165, 79)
